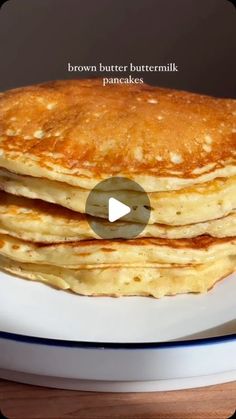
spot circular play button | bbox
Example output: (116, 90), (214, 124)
(85, 177), (151, 239)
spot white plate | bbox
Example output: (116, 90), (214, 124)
(0, 270), (236, 391)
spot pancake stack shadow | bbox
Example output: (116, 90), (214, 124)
(0, 79), (235, 298)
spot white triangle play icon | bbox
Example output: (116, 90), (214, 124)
(108, 197), (131, 222)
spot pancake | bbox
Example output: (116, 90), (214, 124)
(0, 168), (236, 225)
(0, 191), (236, 242)
(0, 233), (236, 267)
(0, 80), (235, 299)
(0, 79), (235, 193)
(0, 255), (235, 297)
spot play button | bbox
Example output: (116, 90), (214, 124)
(108, 198), (131, 222)
(85, 177), (151, 239)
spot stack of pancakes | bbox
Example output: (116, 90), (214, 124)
(0, 79), (235, 298)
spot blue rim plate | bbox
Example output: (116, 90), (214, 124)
(1, 330), (236, 349)
(1, 271), (236, 348)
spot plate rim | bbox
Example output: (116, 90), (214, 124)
(1, 330), (236, 349)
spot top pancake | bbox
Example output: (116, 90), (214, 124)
(0, 79), (235, 192)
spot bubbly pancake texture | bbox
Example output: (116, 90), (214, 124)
(1, 255), (235, 297)
(0, 79), (235, 192)
(0, 233), (236, 267)
(1, 191), (236, 242)
(0, 168), (236, 225)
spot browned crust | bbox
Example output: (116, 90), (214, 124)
(6, 233), (236, 250)
(0, 79), (235, 179)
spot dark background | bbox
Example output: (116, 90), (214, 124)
(0, 0), (235, 97)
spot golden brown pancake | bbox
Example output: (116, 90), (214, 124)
(0, 233), (236, 267)
(0, 168), (236, 225)
(0, 79), (235, 192)
(0, 80), (235, 298)
(1, 255), (235, 298)
(1, 191), (236, 242)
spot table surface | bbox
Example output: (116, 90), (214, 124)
(0, 379), (236, 418)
